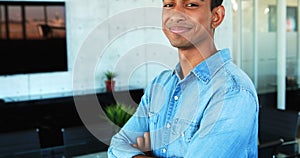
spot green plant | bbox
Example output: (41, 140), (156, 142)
(105, 71), (117, 80)
(104, 103), (135, 127)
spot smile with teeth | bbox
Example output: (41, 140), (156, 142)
(169, 26), (192, 34)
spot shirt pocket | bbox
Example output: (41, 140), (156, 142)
(172, 118), (199, 143)
(149, 112), (159, 130)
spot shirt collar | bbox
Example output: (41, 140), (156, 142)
(174, 63), (184, 79)
(173, 48), (232, 84)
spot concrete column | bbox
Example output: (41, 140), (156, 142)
(297, 0), (300, 85)
(277, 0), (286, 110)
(253, 0), (258, 89)
(236, 0), (242, 68)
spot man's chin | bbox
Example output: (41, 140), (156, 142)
(170, 42), (193, 49)
(166, 35), (194, 48)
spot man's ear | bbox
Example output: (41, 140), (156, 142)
(211, 5), (225, 29)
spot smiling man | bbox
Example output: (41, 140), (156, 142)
(108, 0), (259, 157)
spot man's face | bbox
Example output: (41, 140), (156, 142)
(162, 0), (213, 49)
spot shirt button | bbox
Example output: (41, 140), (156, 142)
(166, 123), (171, 128)
(181, 132), (185, 137)
(162, 148), (167, 153)
(174, 96), (179, 101)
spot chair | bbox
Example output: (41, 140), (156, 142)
(258, 139), (284, 158)
(258, 107), (300, 157)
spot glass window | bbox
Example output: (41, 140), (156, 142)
(8, 5), (22, 39)
(286, 1), (298, 90)
(241, 0), (254, 82)
(0, 5), (5, 39)
(232, 0), (255, 82)
(46, 6), (65, 38)
(1, 3), (66, 40)
(257, 0), (277, 94)
(286, 7), (297, 32)
(25, 6), (45, 39)
(268, 5), (298, 32)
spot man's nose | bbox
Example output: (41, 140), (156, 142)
(169, 10), (186, 23)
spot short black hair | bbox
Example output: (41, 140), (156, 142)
(211, 0), (223, 10)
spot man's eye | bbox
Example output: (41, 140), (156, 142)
(186, 3), (199, 7)
(163, 3), (174, 8)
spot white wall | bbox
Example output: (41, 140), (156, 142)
(0, 0), (233, 102)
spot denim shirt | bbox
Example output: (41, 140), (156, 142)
(108, 48), (259, 158)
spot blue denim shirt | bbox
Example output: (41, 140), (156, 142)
(108, 48), (259, 158)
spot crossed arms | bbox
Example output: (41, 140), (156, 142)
(131, 132), (153, 158)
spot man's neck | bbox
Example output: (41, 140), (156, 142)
(178, 44), (217, 78)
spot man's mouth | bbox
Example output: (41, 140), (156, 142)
(169, 26), (192, 34)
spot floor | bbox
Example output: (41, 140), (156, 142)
(74, 151), (107, 158)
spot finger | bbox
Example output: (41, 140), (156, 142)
(143, 132), (151, 151)
(132, 144), (138, 148)
(137, 136), (145, 150)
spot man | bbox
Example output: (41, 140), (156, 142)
(108, 0), (259, 157)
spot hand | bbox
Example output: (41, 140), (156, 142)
(132, 132), (153, 156)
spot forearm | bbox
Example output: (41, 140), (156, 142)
(109, 88), (154, 158)
(108, 131), (146, 158)
(109, 143), (155, 158)
(108, 115), (150, 157)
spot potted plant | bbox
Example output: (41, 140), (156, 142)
(104, 71), (117, 92)
(104, 103), (135, 129)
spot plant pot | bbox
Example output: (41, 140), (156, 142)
(105, 80), (115, 92)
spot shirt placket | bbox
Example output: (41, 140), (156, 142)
(161, 82), (181, 157)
